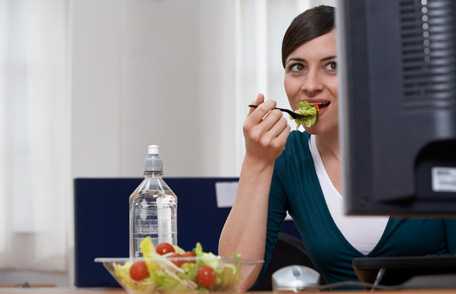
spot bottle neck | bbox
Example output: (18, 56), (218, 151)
(144, 170), (163, 177)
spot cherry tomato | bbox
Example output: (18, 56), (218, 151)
(129, 261), (149, 281)
(196, 265), (216, 289)
(155, 242), (175, 255)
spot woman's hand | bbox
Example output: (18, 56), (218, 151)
(243, 94), (290, 167)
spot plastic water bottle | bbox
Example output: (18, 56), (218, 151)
(129, 145), (178, 257)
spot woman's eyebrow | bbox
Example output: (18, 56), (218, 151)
(286, 57), (306, 64)
(321, 55), (336, 62)
(286, 56), (336, 65)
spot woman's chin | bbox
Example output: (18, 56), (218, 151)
(304, 121), (337, 135)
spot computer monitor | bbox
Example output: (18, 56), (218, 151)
(337, 0), (456, 216)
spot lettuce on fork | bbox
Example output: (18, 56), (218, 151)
(294, 100), (319, 128)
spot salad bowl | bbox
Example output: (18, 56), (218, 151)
(95, 238), (262, 293)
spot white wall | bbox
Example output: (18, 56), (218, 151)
(71, 0), (237, 178)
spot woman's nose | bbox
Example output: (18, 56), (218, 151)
(300, 70), (323, 97)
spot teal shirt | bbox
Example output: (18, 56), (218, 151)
(263, 131), (456, 284)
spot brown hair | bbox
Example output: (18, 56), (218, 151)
(281, 5), (335, 67)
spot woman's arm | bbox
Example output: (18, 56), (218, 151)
(219, 157), (274, 291)
(218, 94), (290, 291)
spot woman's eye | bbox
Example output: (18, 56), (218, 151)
(288, 63), (304, 73)
(325, 61), (337, 73)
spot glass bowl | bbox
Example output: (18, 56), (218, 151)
(95, 256), (263, 294)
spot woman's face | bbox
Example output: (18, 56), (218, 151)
(284, 29), (338, 134)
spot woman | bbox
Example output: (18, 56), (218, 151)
(219, 5), (456, 290)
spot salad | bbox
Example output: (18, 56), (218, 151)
(294, 100), (319, 128)
(111, 237), (240, 293)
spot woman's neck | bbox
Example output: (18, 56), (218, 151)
(315, 127), (340, 162)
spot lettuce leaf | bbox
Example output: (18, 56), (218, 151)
(294, 100), (318, 128)
(140, 236), (155, 258)
(200, 253), (220, 269)
(152, 264), (197, 291)
(193, 242), (219, 269)
(113, 262), (135, 289)
(179, 262), (198, 281)
(194, 242), (203, 257)
(215, 264), (238, 290)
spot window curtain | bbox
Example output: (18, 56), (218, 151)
(0, 0), (70, 271)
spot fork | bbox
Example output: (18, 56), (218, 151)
(248, 104), (311, 119)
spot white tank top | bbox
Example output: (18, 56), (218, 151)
(309, 135), (389, 255)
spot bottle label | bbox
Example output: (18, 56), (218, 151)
(135, 207), (158, 234)
(157, 197), (173, 243)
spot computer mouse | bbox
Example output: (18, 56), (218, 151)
(272, 265), (320, 291)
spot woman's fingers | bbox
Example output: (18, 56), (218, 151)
(245, 109), (281, 142)
(261, 116), (289, 146)
(248, 99), (277, 125)
(272, 122), (290, 149)
(243, 99), (276, 135)
(248, 93), (265, 115)
(254, 109), (283, 139)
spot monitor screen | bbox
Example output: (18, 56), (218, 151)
(337, 0), (456, 215)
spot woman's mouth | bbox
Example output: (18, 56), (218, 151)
(310, 100), (331, 118)
(313, 100), (330, 108)
(309, 100), (331, 113)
